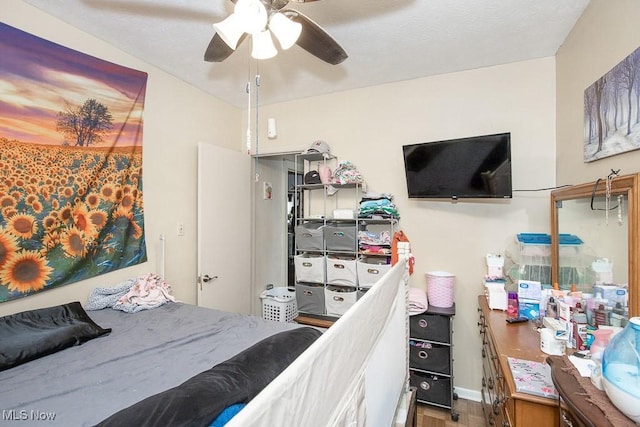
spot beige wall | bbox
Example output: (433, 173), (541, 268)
(1, 1), (243, 316)
(557, 0), (640, 184)
(253, 57), (558, 393)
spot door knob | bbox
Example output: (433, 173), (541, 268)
(202, 274), (218, 283)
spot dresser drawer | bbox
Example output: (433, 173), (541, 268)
(410, 314), (450, 343)
(409, 341), (450, 374)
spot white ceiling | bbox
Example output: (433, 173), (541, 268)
(23, 0), (591, 109)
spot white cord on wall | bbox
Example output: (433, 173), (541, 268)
(159, 233), (165, 280)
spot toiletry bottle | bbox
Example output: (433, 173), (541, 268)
(546, 297), (557, 319)
(594, 304), (608, 327)
(572, 303), (588, 350)
(507, 291), (519, 319)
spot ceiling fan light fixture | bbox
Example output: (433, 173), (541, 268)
(251, 30), (278, 60)
(268, 13), (302, 50)
(212, 15), (245, 50)
(234, 0), (268, 34)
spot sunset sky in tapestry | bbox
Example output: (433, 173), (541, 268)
(0, 22), (148, 302)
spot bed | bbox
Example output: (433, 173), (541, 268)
(0, 258), (410, 427)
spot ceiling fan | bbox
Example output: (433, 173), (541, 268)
(204, 0), (348, 65)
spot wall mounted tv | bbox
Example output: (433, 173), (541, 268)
(402, 132), (512, 199)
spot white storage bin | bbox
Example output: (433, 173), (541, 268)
(326, 255), (358, 286)
(260, 287), (298, 322)
(325, 285), (358, 316)
(357, 257), (391, 288)
(294, 253), (326, 284)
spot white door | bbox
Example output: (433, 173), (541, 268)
(197, 142), (251, 314)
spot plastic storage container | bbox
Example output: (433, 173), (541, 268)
(260, 287), (298, 322)
(505, 233), (594, 290)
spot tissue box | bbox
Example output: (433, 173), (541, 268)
(518, 280), (542, 301)
(518, 298), (540, 320)
(484, 281), (507, 310)
(557, 300), (572, 321)
(593, 285), (628, 306)
(485, 254), (504, 278)
(332, 209), (354, 219)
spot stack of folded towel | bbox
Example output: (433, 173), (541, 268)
(408, 287), (428, 315)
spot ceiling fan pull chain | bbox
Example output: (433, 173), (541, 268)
(254, 70), (261, 169)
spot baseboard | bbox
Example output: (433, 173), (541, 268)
(453, 386), (482, 402)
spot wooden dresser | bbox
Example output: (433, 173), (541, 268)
(477, 295), (559, 427)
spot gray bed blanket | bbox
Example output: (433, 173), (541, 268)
(0, 303), (303, 426)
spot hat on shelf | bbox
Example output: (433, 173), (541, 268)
(304, 170), (322, 184)
(304, 140), (331, 155)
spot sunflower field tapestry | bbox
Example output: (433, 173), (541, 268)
(0, 22), (148, 302)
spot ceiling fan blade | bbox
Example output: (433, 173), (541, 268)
(284, 9), (347, 65)
(204, 33), (247, 62)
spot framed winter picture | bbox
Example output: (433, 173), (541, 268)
(584, 45), (640, 162)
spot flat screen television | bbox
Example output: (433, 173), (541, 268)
(402, 132), (512, 199)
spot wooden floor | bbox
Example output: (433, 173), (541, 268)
(416, 399), (486, 427)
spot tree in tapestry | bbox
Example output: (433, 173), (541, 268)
(0, 22), (148, 302)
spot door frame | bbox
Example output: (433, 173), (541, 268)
(250, 152), (301, 315)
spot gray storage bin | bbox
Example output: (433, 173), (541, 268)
(324, 223), (357, 252)
(295, 223), (324, 251)
(295, 282), (326, 315)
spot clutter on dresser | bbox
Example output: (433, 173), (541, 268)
(483, 253), (508, 310)
(489, 231), (631, 391)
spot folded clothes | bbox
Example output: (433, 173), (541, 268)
(408, 287), (428, 315)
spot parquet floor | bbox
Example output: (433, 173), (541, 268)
(416, 399), (486, 427)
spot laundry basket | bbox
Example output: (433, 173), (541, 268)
(260, 287), (298, 322)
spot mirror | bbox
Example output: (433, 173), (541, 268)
(551, 173), (639, 317)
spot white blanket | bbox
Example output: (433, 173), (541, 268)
(86, 273), (175, 313)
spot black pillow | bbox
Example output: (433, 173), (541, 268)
(96, 327), (321, 427)
(0, 301), (111, 371)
